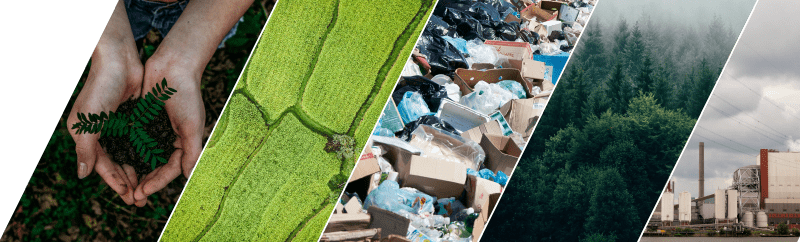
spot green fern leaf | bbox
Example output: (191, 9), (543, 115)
(161, 78), (167, 89)
(151, 160), (156, 170)
(167, 87), (177, 93)
(152, 149), (164, 154)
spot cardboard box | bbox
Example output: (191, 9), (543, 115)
(480, 134), (522, 176)
(371, 136), (422, 182)
(470, 63), (495, 70)
(540, 0), (567, 12)
(453, 68), (534, 98)
(368, 206), (410, 238)
(320, 228), (380, 241)
(472, 214), (486, 242)
(327, 198), (372, 233)
(403, 155), (468, 198)
(384, 234), (411, 242)
(498, 98), (546, 138)
(436, 98), (491, 133)
(520, 4), (557, 23)
(520, 59), (546, 81)
(325, 213), (372, 233)
(465, 175), (502, 212)
(461, 120), (504, 144)
(503, 13), (521, 23)
(483, 41), (532, 71)
(350, 152), (382, 182)
(505, 0), (532, 11)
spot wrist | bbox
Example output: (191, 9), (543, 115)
(145, 48), (205, 85)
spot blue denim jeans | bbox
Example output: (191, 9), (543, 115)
(123, 0), (241, 48)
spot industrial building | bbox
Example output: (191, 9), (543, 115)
(652, 144), (800, 230)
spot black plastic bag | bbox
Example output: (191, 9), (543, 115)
(416, 30), (469, 75)
(396, 115), (459, 142)
(392, 76), (450, 112)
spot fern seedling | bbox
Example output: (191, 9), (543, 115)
(71, 78), (177, 170)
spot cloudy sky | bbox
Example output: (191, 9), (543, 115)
(670, 1), (800, 202)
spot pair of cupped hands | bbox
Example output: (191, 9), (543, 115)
(68, 39), (204, 207)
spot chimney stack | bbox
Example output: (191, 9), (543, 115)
(699, 142), (704, 198)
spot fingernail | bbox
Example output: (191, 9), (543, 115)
(78, 162), (88, 179)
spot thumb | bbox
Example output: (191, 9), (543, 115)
(181, 133), (203, 178)
(73, 135), (100, 179)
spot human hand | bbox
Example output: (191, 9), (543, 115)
(133, 50), (205, 207)
(68, 38), (144, 205)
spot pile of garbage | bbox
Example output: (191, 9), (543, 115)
(320, 0), (595, 241)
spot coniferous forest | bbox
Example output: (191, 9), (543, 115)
(482, 11), (744, 242)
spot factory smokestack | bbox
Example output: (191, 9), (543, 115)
(699, 142), (704, 198)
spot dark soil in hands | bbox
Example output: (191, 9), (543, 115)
(98, 99), (177, 174)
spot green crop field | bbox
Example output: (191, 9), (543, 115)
(160, 0), (436, 241)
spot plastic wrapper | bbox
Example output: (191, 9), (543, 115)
(539, 42), (563, 56)
(397, 91), (432, 124)
(363, 180), (435, 215)
(393, 76), (450, 112)
(496, 170), (509, 186)
(530, 85), (542, 96)
(401, 58), (423, 77)
(397, 115), (459, 142)
(478, 168), (496, 181)
(442, 36), (469, 55)
(444, 83), (462, 102)
(459, 81), (517, 115)
(466, 39), (501, 66)
(372, 126), (395, 137)
(466, 168), (480, 178)
(408, 125), (486, 170)
(436, 197), (466, 217)
(431, 74), (452, 86)
(497, 80), (526, 99)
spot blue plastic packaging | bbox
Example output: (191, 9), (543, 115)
(397, 91), (431, 124)
(478, 168), (496, 181)
(495, 171), (509, 186)
(497, 80), (526, 99)
(363, 180), (435, 215)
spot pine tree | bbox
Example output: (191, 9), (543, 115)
(605, 62), (631, 114)
(634, 54), (654, 93)
(623, 23), (646, 76)
(584, 168), (638, 240)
